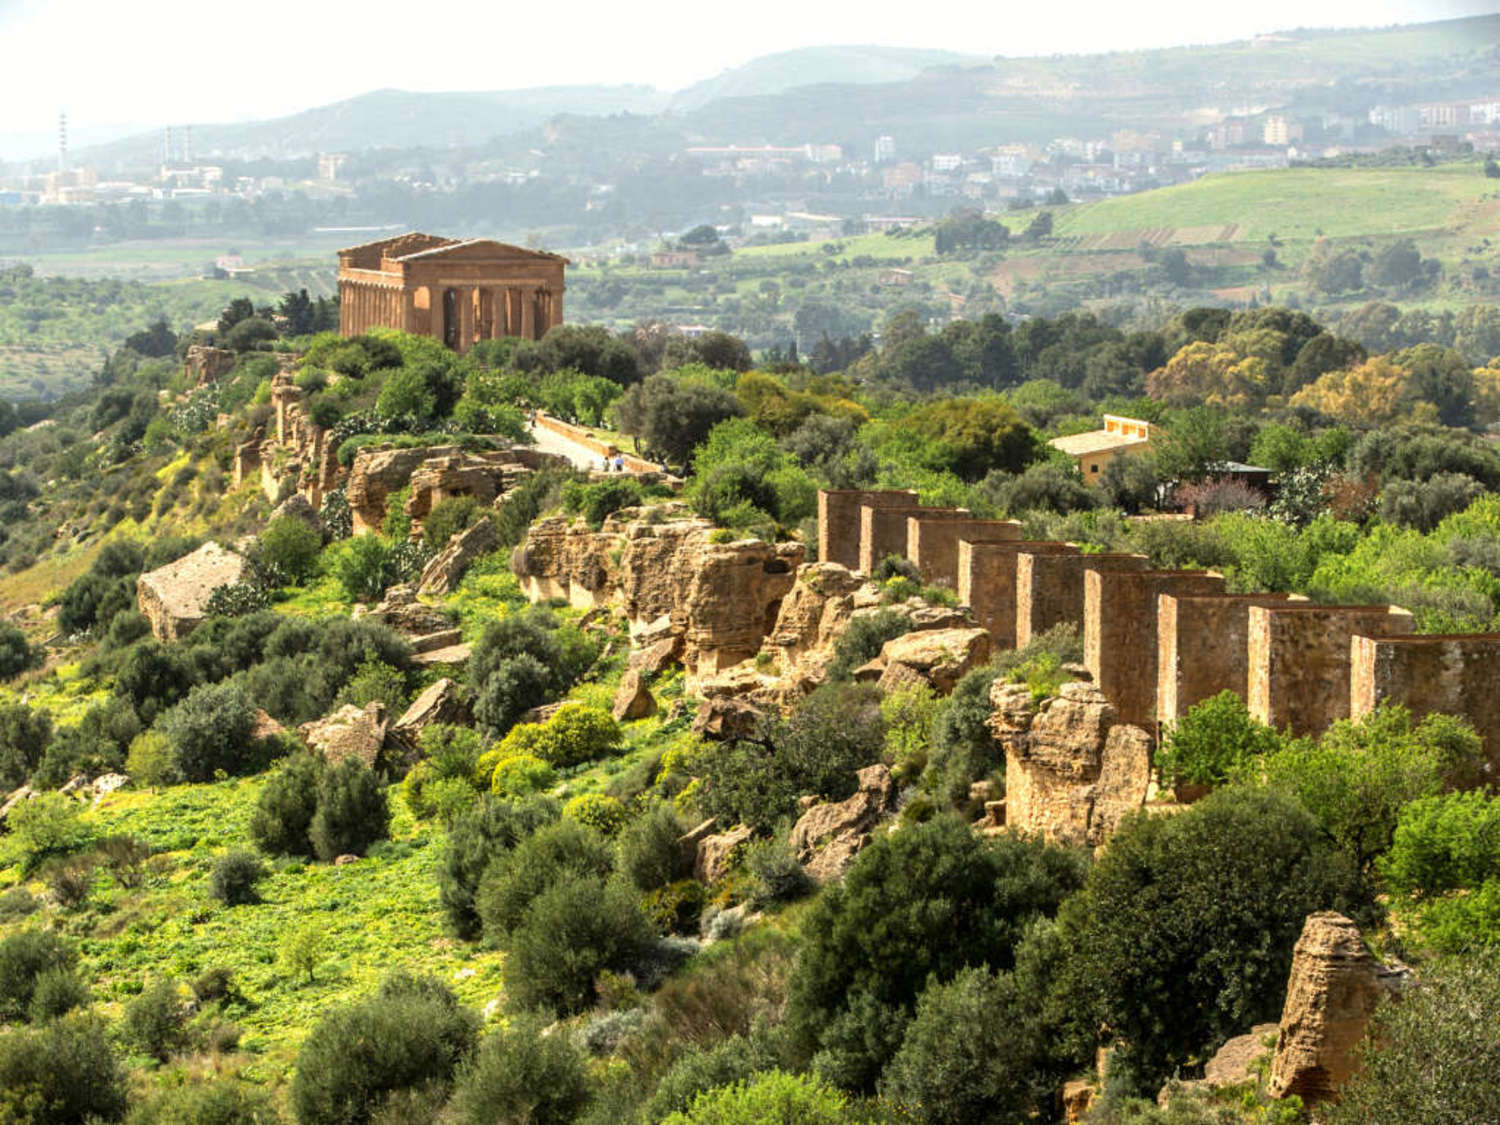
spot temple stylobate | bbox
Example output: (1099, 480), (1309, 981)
(336, 232), (568, 353)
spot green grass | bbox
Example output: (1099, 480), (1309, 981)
(735, 230), (933, 261)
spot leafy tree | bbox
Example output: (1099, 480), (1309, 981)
(324, 535), (396, 603)
(1330, 955), (1500, 1124)
(208, 850), (266, 906)
(123, 317), (178, 358)
(1052, 786), (1371, 1093)
(1379, 789), (1500, 899)
(309, 757), (391, 862)
(257, 514), (323, 584)
(438, 794), (560, 939)
(1303, 242), (1366, 295)
(1155, 691), (1282, 790)
(447, 1013), (591, 1125)
(896, 398), (1037, 481)
(217, 298), (256, 334)
(0, 929), (74, 1021)
(291, 973), (480, 1125)
(0, 701), (51, 789)
(476, 819), (614, 940)
(786, 816), (1087, 1090)
(1152, 407), (1234, 482)
(279, 288), (318, 336)
(122, 978), (188, 1062)
(562, 476), (646, 528)
(0, 622), (39, 682)
(159, 680), (263, 781)
(615, 373), (745, 464)
(249, 751), (324, 856)
(0, 1013), (127, 1124)
(1370, 239), (1425, 290)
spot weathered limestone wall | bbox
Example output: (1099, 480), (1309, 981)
(1350, 632), (1500, 772)
(1157, 593), (1307, 725)
(1016, 552), (1148, 648)
(1248, 604), (1414, 736)
(1086, 569), (1226, 730)
(908, 517), (1021, 588)
(958, 540), (1077, 650)
(818, 490), (915, 571)
(858, 505), (969, 575)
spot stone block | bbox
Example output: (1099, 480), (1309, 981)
(817, 489), (915, 571)
(136, 542), (251, 642)
(958, 539), (1076, 650)
(1247, 604), (1414, 736)
(1350, 632), (1500, 774)
(1016, 552), (1147, 649)
(1085, 569), (1226, 730)
(907, 516), (1021, 588)
(858, 505), (967, 576)
(1157, 593), (1306, 725)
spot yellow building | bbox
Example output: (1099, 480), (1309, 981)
(1049, 414), (1153, 483)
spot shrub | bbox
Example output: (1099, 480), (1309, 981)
(504, 875), (658, 1015)
(122, 978), (187, 1062)
(290, 973), (480, 1125)
(0, 1013), (127, 1123)
(0, 701), (51, 789)
(929, 662), (1004, 800)
(159, 680), (263, 781)
(422, 495), (481, 550)
(786, 816), (1087, 1091)
(1411, 879), (1500, 953)
(1380, 790), (1500, 899)
(324, 535), (395, 603)
(438, 794), (560, 939)
(744, 837), (811, 907)
(642, 1035), (782, 1121)
(880, 966), (1054, 1125)
(489, 753), (556, 797)
(0, 929), (74, 1021)
(617, 802), (691, 892)
(126, 1080), (274, 1125)
(338, 655), (410, 713)
(97, 834), (152, 889)
(1052, 786), (1372, 1094)
(472, 654), (554, 737)
(447, 1013), (591, 1125)
(1155, 690), (1282, 790)
(309, 757), (391, 862)
(279, 923), (328, 984)
(476, 819), (614, 940)
(826, 609), (912, 681)
(249, 751), (323, 856)
(42, 855), (95, 908)
(1261, 706), (1484, 871)
(563, 792), (628, 835)
(882, 682), (941, 783)
(8, 793), (91, 874)
(644, 879), (708, 934)
(125, 730), (178, 788)
(662, 1070), (848, 1124)
(208, 849), (265, 906)
(497, 703), (621, 767)
(562, 477), (646, 528)
(27, 967), (88, 1023)
(257, 515), (323, 584)
(0, 621), (39, 681)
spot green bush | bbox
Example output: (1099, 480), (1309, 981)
(476, 819), (613, 941)
(488, 753), (556, 798)
(643, 879), (708, 934)
(617, 802), (691, 892)
(27, 967), (88, 1024)
(662, 1071), (848, 1124)
(125, 1079), (274, 1124)
(744, 838), (812, 907)
(338, 655), (410, 713)
(563, 792), (628, 835)
(563, 477), (646, 528)
(1155, 690), (1282, 790)
(1379, 789), (1500, 899)
(290, 973), (480, 1125)
(1330, 954), (1500, 1124)
(880, 966), (1054, 1125)
(0, 621), (40, 681)
(497, 703), (621, 767)
(208, 849), (266, 906)
(324, 535), (396, 603)
(257, 515), (323, 584)
(0, 701), (52, 790)
(438, 794), (560, 940)
(159, 680), (264, 782)
(1052, 786), (1372, 1094)
(468, 609), (598, 737)
(786, 816), (1087, 1091)
(121, 978), (187, 1062)
(309, 757), (391, 862)
(249, 751), (323, 856)
(0, 929), (74, 1022)
(1411, 879), (1500, 953)
(1261, 706), (1484, 871)
(504, 875), (657, 1015)
(826, 609), (912, 682)
(0, 1013), (127, 1123)
(422, 495), (482, 550)
(447, 1013), (591, 1125)
(8, 793), (91, 874)
(642, 1034), (782, 1122)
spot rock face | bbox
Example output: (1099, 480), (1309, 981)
(136, 542), (251, 642)
(872, 627), (992, 695)
(789, 763), (894, 883)
(403, 452), (513, 531)
(185, 345), (236, 385)
(514, 508), (803, 683)
(299, 702), (388, 768)
(392, 678), (470, 738)
(363, 585), (452, 639)
(693, 825), (753, 883)
(347, 446), (447, 536)
(1268, 912), (1407, 1103)
(989, 681), (1153, 848)
(418, 516), (497, 596)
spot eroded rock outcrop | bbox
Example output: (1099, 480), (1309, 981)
(392, 677), (470, 739)
(693, 824), (753, 883)
(871, 627), (992, 695)
(404, 453), (512, 529)
(185, 345), (236, 385)
(418, 517), (497, 597)
(789, 763), (895, 883)
(989, 681), (1153, 848)
(612, 669), (656, 722)
(136, 542), (251, 642)
(299, 702), (388, 768)
(1268, 912), (1408, 1104)
(347, 446), (446, 536)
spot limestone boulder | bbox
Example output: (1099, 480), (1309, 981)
(418, 516), (497, 597)
(693, 825), (753, 883)
(875, 627), (992, 695)
(691, 697), (762, 742)
(90, 773), (131, 799)
(789, 763), (894, 883)
(990, 680), (1152, 848)
(392, 677), (470, 738)
(251, 708), (286, 741)
(136, 542), (251, 642)
(612, 669), (657, 722)
(364, 585), (452, 639)
(1268, 912), (1408, 1103)
(347, 445), (448, 536)
(299, 702), (388, 768)
(629, 635), (681, 676)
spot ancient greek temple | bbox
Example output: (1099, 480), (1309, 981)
(336, 232), (567, 353)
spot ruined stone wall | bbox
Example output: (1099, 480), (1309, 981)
(958, 540), (1077, 650)
(858, 505), (969, 575)
(817, 489), (915, 571)
(1085, 569), (1225, 730)
(1016, 552), (1147, 648)
(1351, 632), (1500, 772)
(347, 446), (453, 536)
(1157, 593), (1306, 725)
(1248, 604), (1414, 736)
(908, 517), (1020, 588)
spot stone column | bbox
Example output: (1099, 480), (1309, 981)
(457, 287), (475, 353)
(521, 287), (536, 338)
(550, 288), (564, 330)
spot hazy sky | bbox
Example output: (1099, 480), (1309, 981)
(1, 0), (1496, 158)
